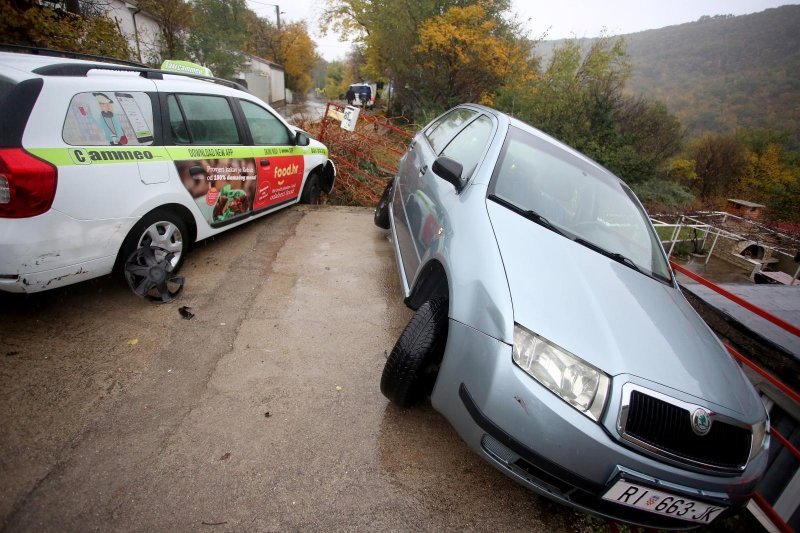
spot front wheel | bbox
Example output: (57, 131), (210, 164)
(118, 208), (188, 274)
(300, 172), (322, 204)
(380, 297), (448, 407)
(374, 179), (393, 229)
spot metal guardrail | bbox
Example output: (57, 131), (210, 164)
(317, 102), (413, 205)
(672, 263), (800, 338)
(670, 260), (799, 533)
(652, 213), (800, 283)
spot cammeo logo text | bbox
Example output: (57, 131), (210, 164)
(70, 148), (155, 164)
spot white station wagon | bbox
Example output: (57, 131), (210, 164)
(0, 49), (335, 298)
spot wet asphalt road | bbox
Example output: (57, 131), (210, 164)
(0, 206), (587, 532)
(277, 100), (329, 124)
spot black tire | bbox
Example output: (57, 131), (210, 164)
(381, 297), (448, 407)
(118, 208), (189, 274)
(300, 172), (322, 204)
(374, 179), (393, 229)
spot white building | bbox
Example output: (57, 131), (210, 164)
(99, 2), (288, 99)
(103, 0), (161, 64)
(237, 55), (287, 106)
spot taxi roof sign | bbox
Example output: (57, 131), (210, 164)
(160, 60), (213, 77)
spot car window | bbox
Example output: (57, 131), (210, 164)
(169, 94), (240, 145)
(63, 91), (154, 146)
(0, 78), (14, 104)
(425, 108), (477, 153)
(439, 115), (493, 180)
(490, 126), (670, 282)
(239, 100), (290, 145)
(167, 96), (190, 143)
(349, 85), (371, 99)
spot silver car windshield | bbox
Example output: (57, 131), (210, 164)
(489, 126), (671, 283)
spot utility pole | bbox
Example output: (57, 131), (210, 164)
(260, 2), (286, 105)
(257, 2), (282, 28)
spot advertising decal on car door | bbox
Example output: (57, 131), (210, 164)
(169, 147), (304, 228)
(253, 147), (304, 211)
(169, 147), (256, 227)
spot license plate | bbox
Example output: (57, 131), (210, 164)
(602, 479), (727, 524)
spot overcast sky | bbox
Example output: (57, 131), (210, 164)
(245, 0), (796, 61)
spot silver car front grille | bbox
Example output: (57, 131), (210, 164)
(617, 384), (752, 473)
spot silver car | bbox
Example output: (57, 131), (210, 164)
(374, 104), (769, 529)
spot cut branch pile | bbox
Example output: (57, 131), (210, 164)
(298, 104), (416, 207)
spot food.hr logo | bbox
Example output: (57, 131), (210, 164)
(274, 164), (299, 178)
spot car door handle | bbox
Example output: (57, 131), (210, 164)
(408, 140), (416, 151)
(418, 165), (428, 176)
(260, 159), (270, 167)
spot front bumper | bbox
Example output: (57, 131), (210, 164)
(430, 320), (766, 529)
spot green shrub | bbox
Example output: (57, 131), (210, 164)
(632, 178), (697, 211)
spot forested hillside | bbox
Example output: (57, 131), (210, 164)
(541, 5), (800, 145)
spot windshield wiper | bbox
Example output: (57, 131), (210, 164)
(573, 237), (643, 275)
(488, 194), (566, 237)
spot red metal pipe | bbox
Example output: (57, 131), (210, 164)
(772, 427), (800, 461)
(752, 492), (793, 533)
(362, 116), (414, 138)
(330, 156), (385, 190)
(725, 345), (800, 405)
(344, 128), (407, 157)
(671, 262), (800, 338)
(318, 103), (332, 142)
(327, 139), (401, 172)
(325, 101), (414, 138)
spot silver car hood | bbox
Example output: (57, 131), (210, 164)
(487, 201), (762, 417)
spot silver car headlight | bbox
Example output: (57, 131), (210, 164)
(512, 325), (610, 421)
(750, 419), (770, 461)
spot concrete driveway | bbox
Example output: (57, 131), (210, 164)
(0, 206), (587, 531)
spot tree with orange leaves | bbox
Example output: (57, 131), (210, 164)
(413, 3), (533, 109)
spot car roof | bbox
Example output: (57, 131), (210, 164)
(0, 51), (67, 81)
(452, 102), (617, 181)
(0, 51), (144, 74)
(0, 51), (246, 93)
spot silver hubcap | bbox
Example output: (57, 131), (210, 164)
(138, 221), (183, 267)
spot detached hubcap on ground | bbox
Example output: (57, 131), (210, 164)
(124, 246), (184, 303)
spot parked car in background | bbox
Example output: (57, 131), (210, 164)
(0, 49), (335, 296)
(347, 82), (375, 109)
(374, 104), (769, 529)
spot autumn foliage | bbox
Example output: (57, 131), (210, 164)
(0, 1), (132, 60)
(245, 19), (319, 98)
(689, 132), (800, 221)
(413, 4), (532, 108)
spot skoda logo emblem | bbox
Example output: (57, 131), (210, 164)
(691, 408), (713, 436)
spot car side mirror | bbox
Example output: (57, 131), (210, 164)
(432, 156), (464, 192)
(294, 131), (310, 146)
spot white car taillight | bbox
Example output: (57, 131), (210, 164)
(0, 148), (58, 218)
